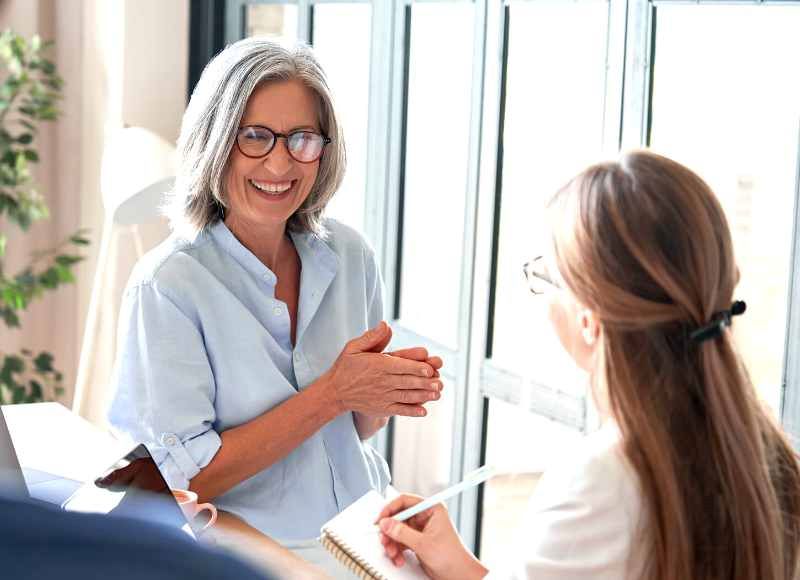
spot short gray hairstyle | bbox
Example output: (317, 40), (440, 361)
(165, 37), (346, 237)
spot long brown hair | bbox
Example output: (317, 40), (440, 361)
(547, 150), (800, 580)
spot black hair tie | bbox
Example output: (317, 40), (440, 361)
(689, 300), (747, 344)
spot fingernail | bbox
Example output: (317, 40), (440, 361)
(380, 518), (393, 532)
(432, 381), (441, 391)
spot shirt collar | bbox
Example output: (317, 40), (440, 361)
(290, 228), (339, 346)
(208, 221), (340, 344)
(209, 220), (278, 286)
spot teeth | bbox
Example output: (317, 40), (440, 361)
(250, 179), (292, 194)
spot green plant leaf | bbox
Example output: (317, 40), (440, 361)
(39, 267), (59, 288)
(1, 306), (20, 327)
(55, 254), (82, 267)
(69, 235), (90, 246)
(29, 379), (42, 400)
(54, 264), (75, 283)
(16, 133), (32, 145)
(12, 386), (27, 404)
(33, 351), (54, 373)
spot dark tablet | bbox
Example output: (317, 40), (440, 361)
(62, 443), (195, 539)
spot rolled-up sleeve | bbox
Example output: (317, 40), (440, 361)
(108, 282), (221, 490)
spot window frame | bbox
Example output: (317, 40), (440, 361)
(196, 0), (800, 555)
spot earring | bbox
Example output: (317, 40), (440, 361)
(582, 326), (596, 346)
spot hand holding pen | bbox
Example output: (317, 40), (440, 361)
(375, 466), (494, 580)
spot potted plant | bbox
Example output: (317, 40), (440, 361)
(0, 30), (88, 404)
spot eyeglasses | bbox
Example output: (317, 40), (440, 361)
(236, 125), (331, 163)
(523, 256), (560, 295)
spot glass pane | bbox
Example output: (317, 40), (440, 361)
(480, 398), (583, 565)
(313, 3), (372, 232)
(398, 3), (475, 349)
(491, 1), (609, 395)
(391, 379), (458, 498)
(650, 5), (800, 414)
(246, 4), (298, 39)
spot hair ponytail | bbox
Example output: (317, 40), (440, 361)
(550, 150), (800, 580)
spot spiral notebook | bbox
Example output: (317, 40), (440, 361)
(319, 490), (429, 580)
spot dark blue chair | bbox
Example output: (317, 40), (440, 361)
(0, 495), (274, 579)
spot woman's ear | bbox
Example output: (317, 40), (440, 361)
(578, 308), (600, 346)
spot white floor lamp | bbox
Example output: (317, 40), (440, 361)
(72, 127), (176, 427)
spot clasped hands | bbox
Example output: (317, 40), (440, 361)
(323, 321), (443, 420)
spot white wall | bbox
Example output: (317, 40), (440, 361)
(0, 0), (188, 405)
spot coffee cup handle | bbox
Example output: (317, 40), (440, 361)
(196, 502), (218, 532)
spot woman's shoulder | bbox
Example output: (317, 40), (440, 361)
(126, 230), (214, 294)
(536, 424), (639, 507)
(320, 217), (375, 257)
(315, 218), (380, 276)
(506, 425), (645, 580)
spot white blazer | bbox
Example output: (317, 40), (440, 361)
(489, 424), (646, 580)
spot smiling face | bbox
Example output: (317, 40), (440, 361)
(223, 79), (321, 233)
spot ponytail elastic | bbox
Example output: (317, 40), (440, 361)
(689, 300), (746, 344)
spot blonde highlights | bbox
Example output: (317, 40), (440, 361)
(548, 151), (800, 580)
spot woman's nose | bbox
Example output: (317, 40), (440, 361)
(262, 137), (293, 174)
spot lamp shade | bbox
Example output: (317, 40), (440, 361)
(100, 127), (177, 225)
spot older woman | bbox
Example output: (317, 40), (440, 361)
(108, 38), (443, 544)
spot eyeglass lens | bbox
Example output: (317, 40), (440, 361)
(524, 256), (556, 295)
(237, 126), (326, 163)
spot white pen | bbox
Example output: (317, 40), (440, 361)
(371, 465), (496, 531)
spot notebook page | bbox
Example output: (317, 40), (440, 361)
(322, 490), (429, 580)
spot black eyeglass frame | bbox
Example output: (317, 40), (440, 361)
(235, 125), (332, 163)
(522, 256), (560, 295)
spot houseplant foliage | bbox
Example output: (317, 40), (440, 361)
(0, 30), (88, 404)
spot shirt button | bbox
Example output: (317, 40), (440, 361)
(273, 306), (282, 316)
(262, 273), (270, 280)
(163, 435), (178, 447)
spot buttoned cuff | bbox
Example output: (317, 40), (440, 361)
(156, 429), (222, 490)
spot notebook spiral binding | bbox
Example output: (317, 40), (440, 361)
(320, 529), (386, 580)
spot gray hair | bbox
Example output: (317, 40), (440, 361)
(165, 37), (346, 237)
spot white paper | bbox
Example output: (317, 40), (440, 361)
(321, 490), (429, 580)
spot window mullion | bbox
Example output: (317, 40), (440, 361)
(781, 122), (800, 450)
(620, 0), (653, 149)
(457, 0), (504, 554)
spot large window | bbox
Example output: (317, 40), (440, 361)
(648, 3), (800, 414)
(210, 0), (800, 553)
(311, 3), (372, 232)
(480, 0), (610, 564)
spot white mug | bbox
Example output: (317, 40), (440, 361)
(172, 489), (218, 532)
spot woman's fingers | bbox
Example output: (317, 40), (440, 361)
(392, 388), (440, 405)
(387, 403), (427, 417)
(386, 355), (436, 377)
(379, 518), (426, 554)
(344, 321), (391, 354)
(377, 494), (425, 520)
(384, 374), (441, 391)
(388, 347), (428, 361)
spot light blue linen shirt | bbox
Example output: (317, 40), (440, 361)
(108, 219), (390, 541)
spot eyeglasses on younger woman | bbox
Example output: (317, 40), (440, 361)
(522, 256), (560, 295)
